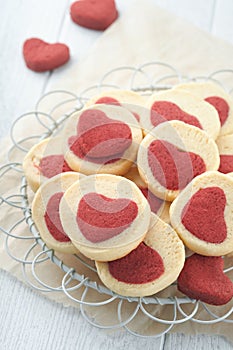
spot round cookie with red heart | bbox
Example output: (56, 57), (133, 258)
(23, 38), (70, 72)
(216, 133), (233, 174)
(63, 104), (142, 176)
(124, 165), (171, 223)
(70, 0), (118, 31)
(95, 214), (185, 297)
(59, 174), (151, 261)
(85, 89), (146, 123)
(175, 81), (233, 136)
(32, 172), (84, 254)
(142, 89), (220, 139)
(177, 253), (233, 305)
(137, 120), (220, 201)
(170, 171), (233, 256)
(23, 136), (73, 192)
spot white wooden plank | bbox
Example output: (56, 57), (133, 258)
(211, 0), (233, 44)
(45, 0), (129, 91)
(152, 0), (215, 31)
(0, 0), (68, 137)
(165, 333), (233, 350)
(0, 270), (163, 350)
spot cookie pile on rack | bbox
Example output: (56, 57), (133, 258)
(23, 82), (233, 305)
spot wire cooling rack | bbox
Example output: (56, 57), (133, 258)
(1, 62), (233, 338)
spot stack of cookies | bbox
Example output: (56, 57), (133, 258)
(24, 82), (233, 305)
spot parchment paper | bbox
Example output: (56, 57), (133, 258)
(1, 0), (233, 340)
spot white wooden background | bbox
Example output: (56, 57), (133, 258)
(1, 0), (233, 349)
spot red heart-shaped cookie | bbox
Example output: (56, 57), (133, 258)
(77, 192), (138, 243)
(148, 140), (206, 190)
(70, 0), (118, 30)
(108, 242), (164, 284)
(68, 109), (132, 163)
(44, 192), (70, 242)
(23, 38), (70, 72)
(177, 254), (233, 305)
(151, 101), (202, 128)
(181, 187), (227, 243)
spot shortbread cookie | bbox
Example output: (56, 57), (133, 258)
(175, 81), (233, 136)
(32, 172), (84, 254)
(216, 134), (233, 174)
(85, 90), (146, 122)
(23, 136), (72, 192)
(141, 88), (220, 139)
(177, 254), (233, 305)
(59, 174), (151, 261)
(142, 89), (220, 139)
(137, 120), (220, 201)
(95, 214), (185, 297)
(170, 171), (233, 256)
(124, 165), (171, 222)
(63, 104), (142, 175)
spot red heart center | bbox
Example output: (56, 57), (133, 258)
(76, 192), (138, 243)
(38, 155), (72, 178)
(95, 96), (121, 106)
(70, 0), (118, 31)
(68, 109), (132, 164)
(181, 187), (227, 243)
(95, 96), (140, 121)
(150, 101), (202, 128)
(108, 242), (164, 284)
(178, 254), (233, 305)
(148, 140), (206, 190)
(205, 96), (229, 126)
(44, 192), (70, 242)
(218, 155), (233, 174)
(140, 187), (164, 214)
(23, 38), (70, 72)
